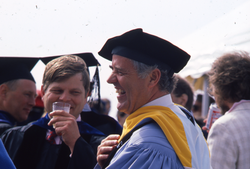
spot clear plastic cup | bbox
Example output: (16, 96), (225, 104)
(52, 102), (71, 113)
(52, 102), (71, 128)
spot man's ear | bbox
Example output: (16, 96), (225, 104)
(148, 69), (161, 88)
(0, 84), (8, 99)
(40, 85), (45, 99)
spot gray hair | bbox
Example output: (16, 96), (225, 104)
(131, 60), (177, 93)
(3, 79), (19, 91)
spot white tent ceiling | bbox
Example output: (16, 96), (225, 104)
(177, 0), (250, 79)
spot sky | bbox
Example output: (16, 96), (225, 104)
(1, 0), (249, 118)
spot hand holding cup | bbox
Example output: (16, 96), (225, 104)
(48, 101), (80, 153)
(51, 102), (71, 127)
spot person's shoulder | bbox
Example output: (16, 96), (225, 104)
(0, 122), (12, 127)
(130, 122), (173, 149)
(209, 115), (229, 133)
(81, 111), (122, 135)
(1, 122), (32, 138)
(213, 112), (237, 127)
(209, 113), (241, 139)
(119, 122), (180, 165)
(230, 102), (250, 118)
(136, 122), (163, 137)
(212, 107), (250, 134)
(0, 123), (13, 135)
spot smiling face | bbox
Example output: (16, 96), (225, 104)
(107, 55), (154, 115)
(3, 79), (36, 122)
(42, 73), (87, 118)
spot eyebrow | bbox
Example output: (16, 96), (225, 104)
(110, 65), (127, 73)
(24, 90), (37, 97)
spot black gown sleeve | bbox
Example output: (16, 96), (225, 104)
(68, 136), (97, 169)
(0, 125), (26, 159)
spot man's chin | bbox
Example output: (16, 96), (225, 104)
(117, 105), (127, 114)
(18, 117), (28, 123)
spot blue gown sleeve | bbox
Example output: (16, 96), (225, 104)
(0, 139), (16, 169)
(106, 123), (184, 169)
(106, 144), (184, 169)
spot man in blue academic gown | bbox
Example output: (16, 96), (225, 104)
(0, 57), (37, 135)
(96, 28), (212, 169)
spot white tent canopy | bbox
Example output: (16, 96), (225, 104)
(175, 1), (250, 117)
(177, 0), (250, 79)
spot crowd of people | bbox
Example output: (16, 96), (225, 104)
(0, 28), (250, 169)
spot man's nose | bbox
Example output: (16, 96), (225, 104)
(30, 96), (36, 107)
(107, 73), (116, 84)
(59, 92), (70, 102)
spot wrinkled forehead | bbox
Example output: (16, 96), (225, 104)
(111, 54), (137, 71)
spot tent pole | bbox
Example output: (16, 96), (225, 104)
(202, 75), (209, 118)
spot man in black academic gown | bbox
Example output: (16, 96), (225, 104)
(0, 57), (37, 135)
(1, 54), (117, 169)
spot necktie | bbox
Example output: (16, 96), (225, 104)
(46, 131), (57, 144)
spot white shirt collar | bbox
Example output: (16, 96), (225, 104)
(143, 94), (173, 107)
(142, 94), (186, 117)
(226, 99), (250, 114)
(76, 114), (81, 121)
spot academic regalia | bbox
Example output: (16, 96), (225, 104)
(0, 139), (16, 169)
(1, 113), (106, 169)
(81, 110), (122, 136)
(98, 119), (185, 169)
(0, 53), (108, 169)
(95, 95), (211, 169)
(0, 57), (39, 134)
(98, 28), (191, 77)
(0, 111), (16, 135)
(0, 57), (39, 85)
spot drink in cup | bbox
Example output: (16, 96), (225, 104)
(52, 102), (71, 127)
(52, 102), (71, 113)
